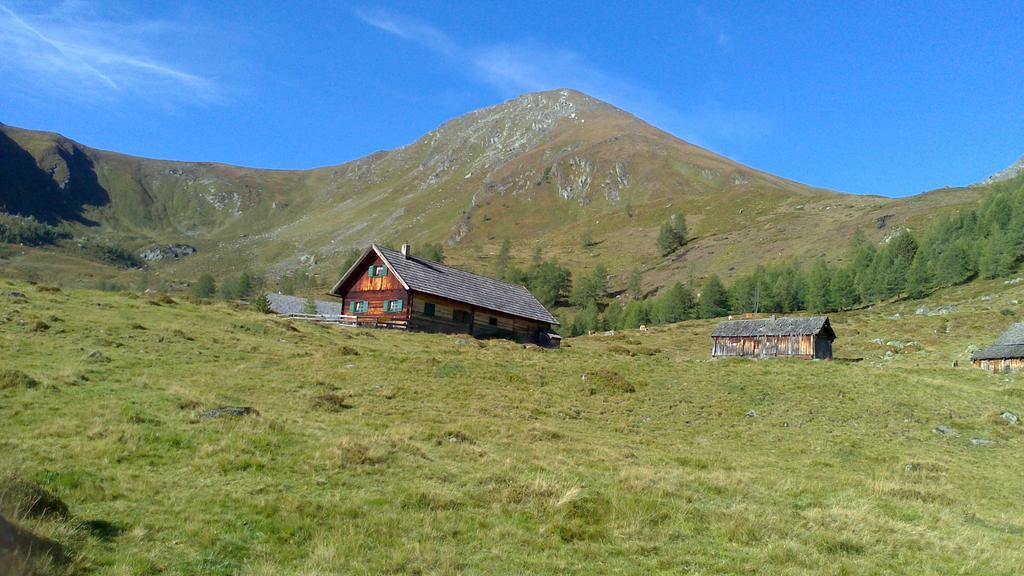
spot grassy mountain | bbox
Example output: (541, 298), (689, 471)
(0, 90), (983, 293)
(2, 275), (1023, 574)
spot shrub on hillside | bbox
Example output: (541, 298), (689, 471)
(253, 293), (272, 314)
(0, 213), (68, 246)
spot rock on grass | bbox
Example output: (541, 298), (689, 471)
(199, 406), (260, 420)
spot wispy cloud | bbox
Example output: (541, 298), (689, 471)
(354, 8), (769, 148)
(0, 1), (219, 106)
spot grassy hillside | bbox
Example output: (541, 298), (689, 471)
(0, 90), (983, 296)
(2, 275), (1022, 574)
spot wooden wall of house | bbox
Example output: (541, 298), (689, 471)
(408, 292), (548, 344)
(712, 334), (824, 359)
(338, 254), (409, 320)
(973, 358), (1024, 372)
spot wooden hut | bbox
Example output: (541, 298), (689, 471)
(971, 323), (1024, 372)
(711, 315), (835, 359)
(328, 244), (561, 347)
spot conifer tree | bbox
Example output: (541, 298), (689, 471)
(656, 213), (688, 256)
(934, 242), (975, 286)
(905, 255), (932, 299)
(979, 229), (1015, 279)
(829, 267), (858, 310)
(191, 273), (216, 299)
(253, 293), (273, 314)
(627, 267), (643, 300)
(495, 239), (512, 280)
(570, 264), (609, 308)
(621, 300), (650, 329)
(603, 301), (625, 330)
(805, 259), (833, 312)
(650, 282), (696, 324)
(697, 275), (730, 319)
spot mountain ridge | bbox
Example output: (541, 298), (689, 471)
(0, 89), (984, 293)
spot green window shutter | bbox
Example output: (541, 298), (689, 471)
(367, 265), (374, 277)
(348, 301), (356, 313)
(380, 266), (388, 277)
(394, 300), (403, 312)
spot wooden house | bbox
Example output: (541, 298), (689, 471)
(329, 244), (561, 347)
(971, 323), (1024, 372)
(711, 315), (835, 359)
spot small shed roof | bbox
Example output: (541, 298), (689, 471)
(712, 316), (835, 340)
(266, 293), (343, 316)
(330, 244), (559, 325)
(972, 323), (1024, 360)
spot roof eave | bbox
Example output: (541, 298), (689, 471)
(373, 245), (411, 290)
(329, 244), (411, 296)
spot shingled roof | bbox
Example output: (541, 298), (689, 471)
(712, 316), (836, 340)
(330, 244), (559, 325)
(972, 323), (1024, 360)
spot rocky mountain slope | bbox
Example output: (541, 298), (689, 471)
(981, 155), (1024, 185)
(0, 90), (983, 292)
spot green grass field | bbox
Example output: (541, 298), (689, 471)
(2, 277), (1023, 575)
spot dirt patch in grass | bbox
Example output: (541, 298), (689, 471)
(144, 293), (177, 305)
(0, 370), (39, 390)
(29, 320), (50, 332)
(312, 393), (352, 411)
(583, 368), (636, 394)
(334, 437), (395, 467)
(435, 430), (474, 446)
(177, 399), (203, 411)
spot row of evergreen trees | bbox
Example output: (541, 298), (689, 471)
(567, 177), (1024, 334)
(190, 270), (266, 300)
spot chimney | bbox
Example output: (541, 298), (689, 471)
(401, 243), (410, 259)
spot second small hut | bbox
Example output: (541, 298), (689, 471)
(971, 323), (1024, 372)
(712, 315), (836, 360)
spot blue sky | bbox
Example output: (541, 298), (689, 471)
(1, 1), (1022, 197)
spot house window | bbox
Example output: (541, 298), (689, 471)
(423, 302), (435, 317)
(488, 316), (498, 326)
(353, 300), (368, 313)
(453, 309), (471, 323)
(367, 265), (388, 277)
(385, 300), (403, 313)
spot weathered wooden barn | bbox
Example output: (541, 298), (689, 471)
(971, 323), (1024, 372)
(329, 244), (561, 347)
(711, 315), (835, 359)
